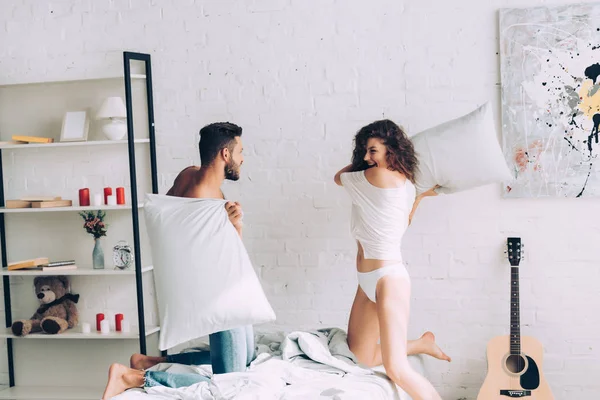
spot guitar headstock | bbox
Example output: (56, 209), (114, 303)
(505, 237), (524, 266)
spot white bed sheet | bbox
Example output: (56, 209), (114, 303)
(112, 329), (426, 400)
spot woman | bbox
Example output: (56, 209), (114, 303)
(334, 120), (448, 400)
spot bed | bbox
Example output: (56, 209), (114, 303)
(112, 329), (425, 400)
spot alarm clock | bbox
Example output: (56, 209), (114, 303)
(113, 240), (133, 270)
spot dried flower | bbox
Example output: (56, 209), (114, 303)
(79, 210), (108, 239)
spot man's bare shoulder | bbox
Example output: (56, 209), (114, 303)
(179, 166), (200, 177)
(167, 166), (200, 196)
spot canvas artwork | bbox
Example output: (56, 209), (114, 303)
(500, 4), (600, 198)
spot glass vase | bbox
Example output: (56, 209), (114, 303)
(93, 237), (105, 269)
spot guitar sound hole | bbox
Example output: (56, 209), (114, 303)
(505, 354), (526, 373)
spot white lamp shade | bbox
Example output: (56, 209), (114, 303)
(96, 97), (127, 120)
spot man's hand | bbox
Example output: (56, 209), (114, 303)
(225, 201), (243, 236)
(408, 185), (440, 225)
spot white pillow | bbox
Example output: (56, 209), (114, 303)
(144, 194), (276, 351)
(410, 102), (512, 195)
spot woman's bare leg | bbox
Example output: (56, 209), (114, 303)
(348, 285), (450, 368)
(409, 331), (451, 361)
(347, 285), (381, 366)
(377, 275), (442, 400)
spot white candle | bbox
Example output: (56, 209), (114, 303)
(92, 193), (103, 206)
(121, 319), (130, 333)
(81, 322), (91, 334)
(100, 319), (110, 334)
(107, 194), (117, 206)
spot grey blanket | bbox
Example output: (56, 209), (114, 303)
(276, 328), (373, 375)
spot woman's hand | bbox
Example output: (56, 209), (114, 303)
(408, 185), (440, 225)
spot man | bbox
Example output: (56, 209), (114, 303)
(102, 122), (254, 399)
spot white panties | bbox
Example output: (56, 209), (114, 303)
(357, 263), (410, 303)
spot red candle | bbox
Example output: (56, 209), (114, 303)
(78, 188), (90, 207)
(103, 187), (112, 205)
(116, 187), (125, 205)
(115, 313), (124, 332)
(96, 313), (105, 332)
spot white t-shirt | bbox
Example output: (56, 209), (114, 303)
(340, 171), (416, 261)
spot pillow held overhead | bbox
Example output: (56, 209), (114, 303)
(410, 102), (512, 195)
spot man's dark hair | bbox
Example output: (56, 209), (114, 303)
(198, 122), (242, 166)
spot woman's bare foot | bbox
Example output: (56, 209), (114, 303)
(102, 363), (144, 400)
(130, 353), (166, 370)
(414, 331), (451, 362)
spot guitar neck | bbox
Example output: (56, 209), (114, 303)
(510, 266), (521, 355)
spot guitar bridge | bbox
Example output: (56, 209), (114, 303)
(500, 390), (531, 397)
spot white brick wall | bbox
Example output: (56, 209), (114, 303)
(1, 0), (599, 398)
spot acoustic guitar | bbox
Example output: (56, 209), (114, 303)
(477, 237), (554, 399)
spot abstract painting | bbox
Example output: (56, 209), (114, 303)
(500, 4), (600, 198)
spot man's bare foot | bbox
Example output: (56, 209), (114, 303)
(130, 353), (166, 370)
(102, 363), (144, 400)
(417, 331), (451, 362)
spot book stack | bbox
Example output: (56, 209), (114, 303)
(7, 258), (77, 272)
(5, 196), (72, 209)
(11, 135), (54, 144)
(0, 136), (54, 147)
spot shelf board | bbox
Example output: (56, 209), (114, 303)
(0, 385), (102, 399)
(0, 203), (144, 214)
(0, 138), (150, 150)
(0, 325), (160, 340)
(0, 73), (146, 88)
(0, 265), (153, 276)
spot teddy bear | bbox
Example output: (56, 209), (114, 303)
(11, 275), (80, 336)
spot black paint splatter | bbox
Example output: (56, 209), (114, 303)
(563, 136), (581, 153)
(570, 112), (582, 129)
(585, 63), (600, 84)
(588, 113), (600, 153)
(576, 163), (594, 198)
(559, 62), (579, 81)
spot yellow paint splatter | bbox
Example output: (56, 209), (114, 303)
(578, 80), (600, 118)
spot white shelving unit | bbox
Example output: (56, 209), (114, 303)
(0, 138), (150, 150)
(0, 325), (160, 340)
(0, 386), (102, 400)
(0, 73), (147, 88)
(0, 52), (159, 397)
(0, 265), (154, 276)
(0, 203), (144, 214)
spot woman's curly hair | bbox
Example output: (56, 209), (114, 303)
(350, 119), (418, 183)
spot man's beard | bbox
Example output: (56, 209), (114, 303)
(224, 160), (241, 181)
